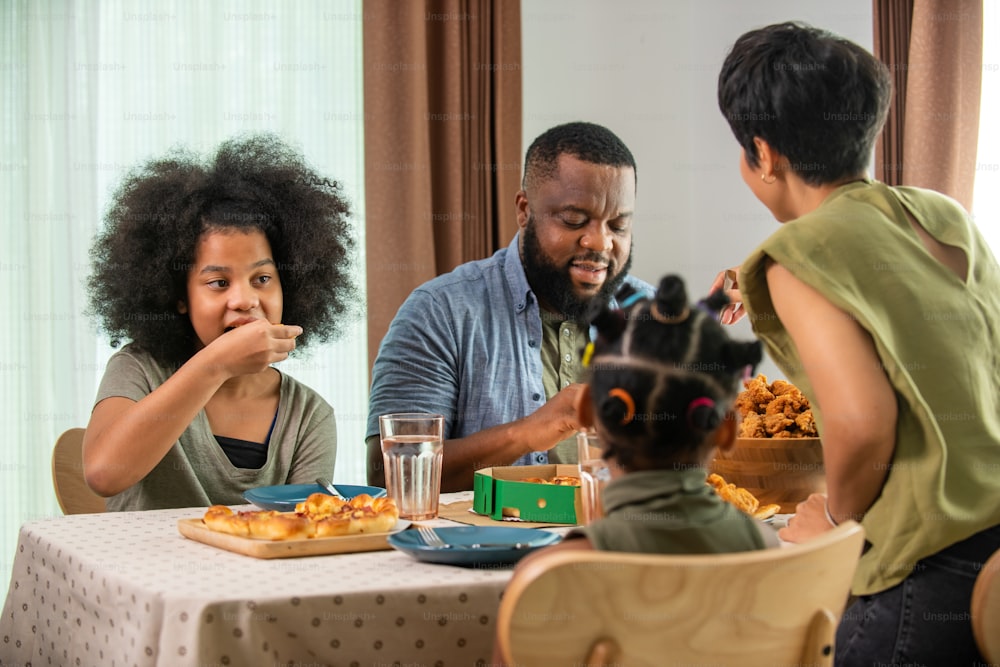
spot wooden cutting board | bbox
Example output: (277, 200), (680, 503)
(438, 499), (577, 529)
(177, 518), (409, 559)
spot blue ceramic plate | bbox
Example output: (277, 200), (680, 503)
(243, 483), (387, 511)
(387, 526), (561, 567)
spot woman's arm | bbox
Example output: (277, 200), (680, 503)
(765, 262), (897, 539)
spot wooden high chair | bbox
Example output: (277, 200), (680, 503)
(496, 520), (865, 667)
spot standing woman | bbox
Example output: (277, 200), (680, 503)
(85, 134), (357, 510)
(715, 22), (1000, 665)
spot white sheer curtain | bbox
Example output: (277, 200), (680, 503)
(0, 0), (367, 583)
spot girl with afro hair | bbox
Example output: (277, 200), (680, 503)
(84, 134), (357, 510)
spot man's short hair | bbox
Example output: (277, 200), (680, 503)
(522, 121), (636, 190)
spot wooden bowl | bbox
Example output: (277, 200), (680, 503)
(709, 437), (826, 513)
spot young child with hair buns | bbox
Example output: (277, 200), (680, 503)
(492, 274), (774, 663)
(563, 274), (775, 554)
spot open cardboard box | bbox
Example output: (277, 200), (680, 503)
(473, 464), (583, 524)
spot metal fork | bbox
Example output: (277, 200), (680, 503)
(416, 525), (529, 550)
(417, 525), (448, 548)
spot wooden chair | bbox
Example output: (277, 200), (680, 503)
(972, 547), (1000, 662)
(497, 520), (865, 667)
(51, 428), (106, 514)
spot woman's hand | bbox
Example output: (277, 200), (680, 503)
(710, 267), (745, 324)
(778, 493), (835, 543)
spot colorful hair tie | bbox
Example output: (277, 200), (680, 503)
(618, 291), (646, 308)
(686, 397), (717, 430)
(650, 303), (690, 325)
(608, 388), (636, 425)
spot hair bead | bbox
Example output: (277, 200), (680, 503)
(686, 397), (719, 431)
(607, 388), (637, 425)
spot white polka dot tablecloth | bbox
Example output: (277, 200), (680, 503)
(0, 494), (517, 666)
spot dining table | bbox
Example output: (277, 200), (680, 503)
(0, 491), (566, 667)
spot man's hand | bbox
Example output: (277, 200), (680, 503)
(522, 383), (585, 450)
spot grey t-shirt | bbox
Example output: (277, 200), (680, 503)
(95, 345), (337, 511)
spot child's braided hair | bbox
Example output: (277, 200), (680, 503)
(585, 274), (762, 468)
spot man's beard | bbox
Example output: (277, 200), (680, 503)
(521, 217), (632, 323)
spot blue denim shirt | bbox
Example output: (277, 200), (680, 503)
(366, 234), (652, 466)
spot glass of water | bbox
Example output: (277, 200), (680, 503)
(577, 430), (612, 524)
(379, 413), (445, 520)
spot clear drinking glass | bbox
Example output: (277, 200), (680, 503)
(577, 430), (612, 524)
(379, 413), (445, 521)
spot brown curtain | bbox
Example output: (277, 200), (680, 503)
(363, 0), (522, 369)
(873, 0), (982, 209)
(872, 0), (912, 187)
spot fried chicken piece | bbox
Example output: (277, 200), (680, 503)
(765, 393), (807, 418)
(753, 503), (781, 520)
(707, 473), (759, 514)
(735, 392), (756, 418)
(795, 409), (818, 436)
(706, 473), (725, 490)
(735, 375), (819, 438)
(764, 412), (794, 436)
(739, 411), (767, 438)
(739, 374), (775, 413)
(769, 379), (796, 396)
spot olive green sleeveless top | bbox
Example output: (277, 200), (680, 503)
(740, 180), (1000, 595)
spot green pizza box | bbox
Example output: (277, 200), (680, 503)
(472, 464), (582, 524)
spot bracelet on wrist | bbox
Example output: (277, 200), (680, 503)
(823, 499), (839, 527)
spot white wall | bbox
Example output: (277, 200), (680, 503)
(522, 0), (873, 380)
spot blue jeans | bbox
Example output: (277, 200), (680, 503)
(835, 524), (1000, 667)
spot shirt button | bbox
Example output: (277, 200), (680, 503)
(564, 353), (572, 362)
(562, 328), (571, 337)
(532, 393), (541, 401)
(562, 380), (570, 388)
(528, 340), (536, 348)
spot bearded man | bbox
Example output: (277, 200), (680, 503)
(366, 122), (651, 491)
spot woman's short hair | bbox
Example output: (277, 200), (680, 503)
(718, 21), (892, 185)
(87, 133), (357, 367)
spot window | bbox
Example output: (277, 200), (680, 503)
(1, 0), (367, 582)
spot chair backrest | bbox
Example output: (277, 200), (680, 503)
(51, 428), (107, 514)
(972, 547), (1000, 662)
(497, 520), (865, 667)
